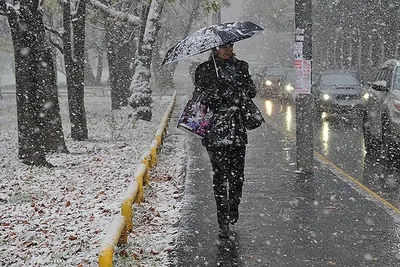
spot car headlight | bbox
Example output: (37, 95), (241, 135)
(285, 84), (294, 92)
(362, 92), (370, 100)
(265, 80), (272, 86)
(322, 94), (330, 100)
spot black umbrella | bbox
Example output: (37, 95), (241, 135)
(161, 21), (263, 66)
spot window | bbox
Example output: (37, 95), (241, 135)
(376, 68), (388, 82)
(384, 68), (393, 90)
(320, 74), (359, 86)
(394, 67), (400, 91)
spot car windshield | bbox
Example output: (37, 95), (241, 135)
(394, 68), (400, 91)
(320, 73), (359, 86)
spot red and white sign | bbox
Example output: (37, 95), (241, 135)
(294, 36), (312, 94)
(294, 57), (312, 94)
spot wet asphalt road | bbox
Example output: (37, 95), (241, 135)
(262, 98), (400, 209)
(174, 97), (400, 267)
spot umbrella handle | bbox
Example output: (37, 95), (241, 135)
(212, 53), (219, 78)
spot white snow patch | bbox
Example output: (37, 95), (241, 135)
(0, 93), (187, 266)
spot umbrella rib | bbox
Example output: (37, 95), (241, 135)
(212, 53), (219, 77)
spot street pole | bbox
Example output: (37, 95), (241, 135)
(294, 0), (314, 174)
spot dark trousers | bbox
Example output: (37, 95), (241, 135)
(206, 146), (246, 225)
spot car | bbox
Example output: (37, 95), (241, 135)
(257, 66), (287, 99)
(312, 70), (364, 118)
(279, 69), (296, 103)
(362, 59), (400, 168)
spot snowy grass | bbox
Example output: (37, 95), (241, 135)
(0, 92), (187, 266)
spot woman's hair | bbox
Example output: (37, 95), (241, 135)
(208, 47), (236, 61)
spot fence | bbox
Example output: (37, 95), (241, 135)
(98, 91), (177, 266)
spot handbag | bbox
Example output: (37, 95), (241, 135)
(241, 94), (265, 130)
(177, 93), (214, 138)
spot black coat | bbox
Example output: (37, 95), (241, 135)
(194, 56), (257, 148)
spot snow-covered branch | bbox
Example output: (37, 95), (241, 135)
(86, 21), (105, 31)
(44, 25), (63, 39)
(88, 0), (141, 25)
(49, 39), (63, 54)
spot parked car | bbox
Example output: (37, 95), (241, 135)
(312, 70), (364, 117)
(257, 66), (287, 99)
(362, 59), (400, 167)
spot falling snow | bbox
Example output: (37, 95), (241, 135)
(0, 93), (186, 266)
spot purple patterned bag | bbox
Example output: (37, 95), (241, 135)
(177, 96), (214, 138)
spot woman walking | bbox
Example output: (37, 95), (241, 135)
(193, 43), (257, 238)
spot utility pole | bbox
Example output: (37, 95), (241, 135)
(294, 0), (314, 174)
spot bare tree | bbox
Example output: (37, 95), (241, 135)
(105, 0), (139, 110)
(0, 0), (67, 166)
(61, 0), (141, 138)
(62, 0), (88, 140)
(128, 0), (166, 121)
(242, 0), (293, 33)
(313, 0), (400, 80)
(88, 0), (142, 110)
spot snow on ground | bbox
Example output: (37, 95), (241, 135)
(0, 91), (187, 266)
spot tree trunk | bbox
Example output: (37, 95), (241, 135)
(138, 1), (152, 49)
(6, 0), (66, 165)
(358, 34), (362, 72)
(63, 0), (88, 141)
(8, 7), (46, 165)
(35, 11), (68, 153)
(105, 19), (135, 109)
(128, 0), (167, 121)
(84, 47), (97, 86)
(106, 26), (119, 108)
(95, 37), (105, 85)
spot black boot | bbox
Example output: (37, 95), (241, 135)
(229, 203), (239, 225)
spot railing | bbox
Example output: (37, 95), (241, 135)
(98, 91), (177, 267)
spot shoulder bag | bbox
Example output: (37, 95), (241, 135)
(177, 92), (214, 138)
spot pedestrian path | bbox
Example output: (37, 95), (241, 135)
(174, 98), (400, 267)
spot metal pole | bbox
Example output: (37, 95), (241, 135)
(294, 0), (314, 174)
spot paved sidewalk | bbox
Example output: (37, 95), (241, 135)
(174, 99), (400, 267)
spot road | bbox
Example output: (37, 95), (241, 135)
(175, 97), (400, 267)
(258, 98), (400, 210)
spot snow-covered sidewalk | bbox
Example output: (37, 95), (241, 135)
(0, 93), (187, 266)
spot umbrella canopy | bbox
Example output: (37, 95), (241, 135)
(161, 21), (263, 65)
